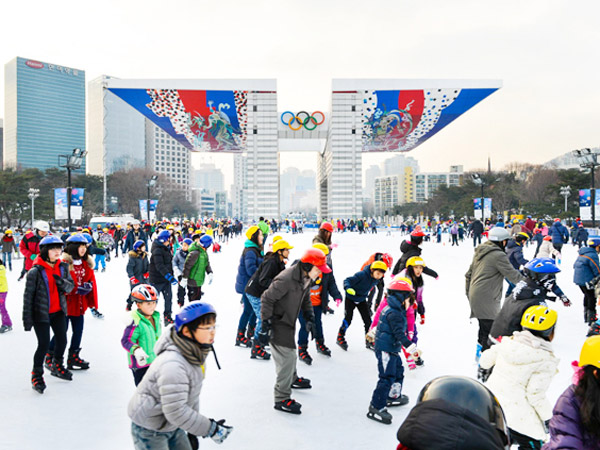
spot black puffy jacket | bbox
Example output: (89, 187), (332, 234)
(393, 239), (421, 275)
(127, 250), (150, 284)
(246, 255), (286, 298)
(149, 240), (173, 284)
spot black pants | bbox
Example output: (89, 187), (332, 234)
(473, 233), (482, 247)
(188, 286), (202, 302)
(509, 428), (542, 449)
(132, 367), (149, 386)
(451, 234), (458, 246)
(579, 285), (597, 321)
(367, 280), (384, 312)
(49, 315), (84, 352)
(477, 318), (494, 351)
(153, 281), (173, 315)
(342, 298), (372, 334)
(552, 243), (563, 254)
(33, 311), (67, 368)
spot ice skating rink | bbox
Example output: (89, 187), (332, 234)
(1, 230), (587, 449)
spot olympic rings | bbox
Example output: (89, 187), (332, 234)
(280, 111), (325, 130)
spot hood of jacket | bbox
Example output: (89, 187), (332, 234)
(61, 253), (95, 271)
(2, 235), (13, 243)
(400, 239), (420, 254)
(512, 278), (546, 300)
(128, 250), (147, 259)
(473, 240), (504, 263)
(578, 246), (598, 258)
(188, 241), (204, 253)
(500, 330), (556, 366)
(386, 291), (407, 313)
(506, 239), (521, 251)
(33, 256), (61, 271)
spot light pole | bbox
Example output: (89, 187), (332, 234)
(28, 188), (39, 226)
(471, 173), (485, 224)
(146, 175), (158, 223)
(573, 148), (599, 228)
(59, 148), (88, 231)
(559, 186), (571, 213)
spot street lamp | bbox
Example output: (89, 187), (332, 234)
(573, 148), (599, 228)
(471, 173), (485, 224)
(559, 186), (571, 213)
(58, 148), (88, 231)
(147, 175), (158, 223)
(28, 188), (40, 226)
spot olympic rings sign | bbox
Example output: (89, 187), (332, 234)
(280, 111), (325, 131)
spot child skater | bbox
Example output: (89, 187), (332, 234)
(0, 258), (11, 333)
(126, 240), (150, 311)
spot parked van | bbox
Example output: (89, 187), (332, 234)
(89, 215), (135, 230)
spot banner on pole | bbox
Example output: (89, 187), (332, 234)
(54, 188), (85, 220)
(473, 198), (492, 220)
(579, 189), (599, 221)
(139, 199), (159, 222)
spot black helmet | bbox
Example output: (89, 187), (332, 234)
(417, 376), (510, 448)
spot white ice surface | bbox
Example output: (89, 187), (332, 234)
(0, 231), (587, 449)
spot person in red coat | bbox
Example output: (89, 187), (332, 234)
(18, 220), (50, 279)
(47, 234), (97, 371)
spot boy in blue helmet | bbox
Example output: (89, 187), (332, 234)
(149, 230), (177, 326)
(126, 240), (150, 311)
(173, 238), (193, 307)
(182, 235), (213, 302)
(128, 301), (232, 448)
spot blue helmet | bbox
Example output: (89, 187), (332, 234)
(133, 240), (146, 251)
(156, 230), (171, 243)
(175, 301), (216, 332)
(182, 238), (193, 246)
(524, 257), (560, 281)
(199, 235), (213, 249)
(589, 237), (600, 248)
(66, 234), (88, 244)
(39, 235), (64, 248)
(82, 233), (93, 245)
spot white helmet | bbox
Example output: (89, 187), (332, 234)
(488, 227), (510, 242)
(132, 219), (141, 226)
(34, 220), (50, 232)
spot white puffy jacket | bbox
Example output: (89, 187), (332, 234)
(480, 330), (559, 440)
(128, 330), (212, 437)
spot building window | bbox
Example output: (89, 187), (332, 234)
(351, 128), (355, 134)
(253, 105), (257, 112)
(351, 105), (355, 112)
(253, 128), (258, 134)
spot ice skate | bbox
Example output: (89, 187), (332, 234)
(298, 345), (313, 365)
(387, 394), (409, 407)
(274, 398), (302, 415)
(367, 404), (392, 424)
(291, 376), (311, 389)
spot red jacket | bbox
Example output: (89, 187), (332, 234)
(20, 231), (41, 271)
(63, 254), (98, 316)
(33, 256), (63, 313)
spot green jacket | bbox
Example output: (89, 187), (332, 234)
(258, 220), (270, 237)
(183, 242), (212, 287)
(121, 310), (162, 369)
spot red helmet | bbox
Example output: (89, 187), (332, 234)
(320, 222), (334, 233)
(131, 284), (158, 302)
(381, 253), (393, 269)
(411, 226), (426, 237)
(301, 248), (331, 273)
(388, 276), (415, 293)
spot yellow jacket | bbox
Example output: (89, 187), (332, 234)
(0, 265), (8, 292)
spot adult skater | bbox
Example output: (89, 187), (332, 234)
(549, 218), (569, 255)
(573, 237), (600, 325)
(123, 220), (148, 253)
(149, 230), (177, 326)
(471, 218), (484, 247)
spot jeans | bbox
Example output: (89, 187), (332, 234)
(131, 422), (192, 450)
(153, 281), (173, 315)
(246, 293), (263, 340)
(298, 305), (323, 345)
(237, 293), (257, 332)
(370, 350), (404, 410)
(2, 252), (12, 270)
(49, 315), (84, 352)
(473, 234), (482, 247)
(0, 292), (11, 327)
(33, 311), (67, 368)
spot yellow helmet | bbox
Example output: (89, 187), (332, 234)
(273, 240), (293, 253)
(245, 226), (260, 240)
(272, 235), (283, 243)
(167, 224), (175, 230)
(103, 228), (109, 232)
(406, 256), (426, 267)
(312, 243), (329, 255)
(371, 261), (388, 272)
(4, 229), (12, 235)
(188, 227), (194, 233)
(521, 306), (557, 336)
(194, 229), (203, 235)
(579, 336), (600, 368)
(517, 232), (529, 240)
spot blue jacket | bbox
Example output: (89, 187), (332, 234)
(573, 246), (600, 286)
(374, 291), (413, 353)
(234, 242), (263, 294)
(343, 265), (380, 303)
(506, 239), (528, 270)
(550, 222), (569, 245)
(123, 229), (148, 253)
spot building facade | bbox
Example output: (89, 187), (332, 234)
(374, 175), (404, 216)
(4, 57), (85, 170)
(414, 165), (464, 202)
(193, 164), (225, 191)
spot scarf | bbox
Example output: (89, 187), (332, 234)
(170, 327), (210, 367)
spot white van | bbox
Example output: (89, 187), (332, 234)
(89, 215), (135, 230)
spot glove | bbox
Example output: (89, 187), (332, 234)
(306, 320), (316, 340)
(52, 275), (68, 292)
(76, 282), (93, 296)
(560, 295), (572, 307)
(258, 319), (271, 346)
(179, 278), (188, 289)
(206, 419), (233, 444)
(405, 343), (421, 359)
(30, 254), (37, 261)
(207, 273), (214, 285)
(419, 314), (425, 325)
(129, 277), (140, 285)
(346, 288), (356, 296)
(187, 434), (199, 450)
(143, 272), (149, 280)
(365, 328), (376, 343)
(133, 347), (149, 366)
(165, 273), (178, 286)
(335, 298), (342, 307)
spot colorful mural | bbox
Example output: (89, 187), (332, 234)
(108, 88), (248, 152)
(361, 88), (498, 152)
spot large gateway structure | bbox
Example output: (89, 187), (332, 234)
(92, 78), (500, 220)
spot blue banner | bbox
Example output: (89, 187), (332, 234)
(54, 188), (85, 220)
(139, 199), (159, 221)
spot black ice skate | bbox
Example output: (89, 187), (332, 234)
(316, 340), (331, 356)
(291, 377), (312, 389)
(298, 346), (313, 365)
(246, 326), (255, 341)
(31, 368), (46, 394)
(386, 394), (409, 407)
(164, 313), (174, 326)
(50, 358), (73, 381)
(235, 330), (251, 348)
(44, 351), (54, 371)
(367, 404), (392, 424)
(0, 325), (12, 333)
(366, 339), (375, 351)
(414, 356), (424, 367)
(250, 341), (270, 360)
(274, 398), (302, 415)
(336, 331), (348, 351)
(67, 348), (90, 370)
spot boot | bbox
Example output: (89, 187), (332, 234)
(44, 351), (54, 371)
(336, 329), (348, 351)
(250, 340), (270, 360)
(291, 376), (312, 389)
(298, 345), (313, 365)
(67, 348), (90, 370)
(50, 358), (73, 381)
(367, 404), (392, 424)
(246, 326), (255, 341)
(316, 340), (331, 357)
(235, 330), (251, 348)
(31, 367), (46, 394)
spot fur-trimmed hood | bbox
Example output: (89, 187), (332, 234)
(128, 250), (147, 259)
(61, 253), (95, 271)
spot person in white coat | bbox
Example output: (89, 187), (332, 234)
(480, 305), (559, 449)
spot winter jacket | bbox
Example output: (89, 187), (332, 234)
(396, 398), (507, 450)
(234, 242), (263, 294)
(123, 229), (148, 253)
(183, 242), (211, 288)
(172, 249), (188, 277)
(1, 236), (17, 254)
(573, 246), (600, 286)
(257, 220), (270, 237)
(62, 254), (98, 317)
(542, 384), (600, 450)
(506, 239), (528, 270)
(127, 329), (212, 437)
(375, 291), (413, 353)
(22, 258), (74, 330)
(392, 239), (421, 275)
(19, 231), (42, 271)
(97, 233), (115, 249)
(246, 255), (286, 298)
(471, 220), (484, 236)
(537, 241), (561, 259)
(465, 241), (523, 320)
(510, 224), (522, 236)
(574, 228), (589, 245)
(550, 222), (569, 245)
(343, 265), (381, 303)
(127, 250), (149, 284)
(121, 310), (162, 369)
(261, 263), (314, 349)
(149, 240), (174, 285)
(480, 330), (559, 440)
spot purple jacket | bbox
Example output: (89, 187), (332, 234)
(542, 385), (600, 450)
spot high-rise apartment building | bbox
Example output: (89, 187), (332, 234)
(414, 165), (464, 202)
